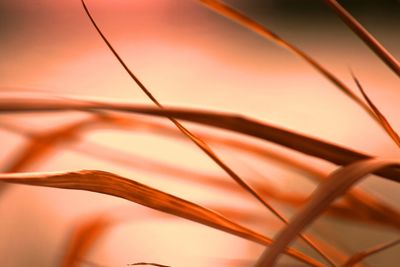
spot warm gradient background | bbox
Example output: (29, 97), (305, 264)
(0, 0), (399, 266)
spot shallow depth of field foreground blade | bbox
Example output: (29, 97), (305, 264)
(1, 96), (400, 184)
(255, 158), (400, 267)
(0, 170), (323, 267)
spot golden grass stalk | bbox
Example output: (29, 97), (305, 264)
(2, 95), (400, 184)
(324, 0), (400, 77)
(3, 110), (395, 228)
(0, 117), (380, 267)
(198, 0), (378, 124)
(1, 1), (399, 266)
(0, 114), (114, 195)
(80, 0), (335, 262)
(352, 74), (400, 148)
(0, 170), (323, 267)
(255, 158), (400, 267)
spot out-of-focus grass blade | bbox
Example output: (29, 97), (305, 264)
(1, 95), (400, 183)
(96, 115), (400, 228)
(352, 74), (400, 148)
(0, 170), (324, 267)
(3, 111), (389, 227)
(59, 216), (114, 267)
(2, 116), (108, 172)
(75, 141), (372, 225)
(255, 158), (400, 267)
(59, 207), (274, 267)
(324, 0), (400, 77)
(341, 238), (400, 267)
(0, 114), (113, 195)
(198, 0), (377, 123)
(79, 2), (330, 260)
(72, 113), (400, 229)
(74, 141), (305, 202)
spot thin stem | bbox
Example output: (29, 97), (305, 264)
(324, 0), (400, 77)
(80, 1), (335, 265)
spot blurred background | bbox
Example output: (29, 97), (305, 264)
(0, 0), (399, 266)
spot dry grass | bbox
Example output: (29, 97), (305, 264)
(0, 0), (399, 267)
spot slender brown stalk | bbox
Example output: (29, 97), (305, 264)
(0, 114), (112, 195)
(198, 0), (378, 124)
(74, 141), (366, 224)
(1, 96), (400, 184)
(1, 112), (393, 227)
(255, 158), (400, 267)
(324, 0), (400, 77)
(79, 0), (272, 217)
(80, 0), (335, 264)
(352, 74), (400, 148)
(0, 170), (323, 267)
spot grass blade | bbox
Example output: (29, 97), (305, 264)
(77, 3), (332, 260)
(1, 95), (400, 184)
(0, 114), (113, 195)
(324, 0), (400, 76)
(74, 141), (382, 226)
(72, 113), (400, 229)
(255, 158), (400, 267)
(59, 215), (114, 267)
(352, 74), (400, 148)
(341, 238), (400, 267)
(198, 0), (377, 123)
(13, 0), (345, 256)
(3, 111), (389, 228)
(0, 170), (324, 267)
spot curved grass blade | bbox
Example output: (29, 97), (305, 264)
(72, 112), (400, 229)
(96, 114), (400, 228)
(77, 141), (375, 226)
(0, 114), (113, 195)
(341, 238), (400, 267)
(1, 95), (400, 183)
(255, 158), (400, 267)
(198, 0), (377, 123)
(0, 170), (324, 267)
(59, 206), (277, 267)
(25, 1), (333, 262)
(79, 0), (298, 245)
(352, 74), (400, 148)
(324, 0), (400, 76)
(3, 110), (389, 227)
